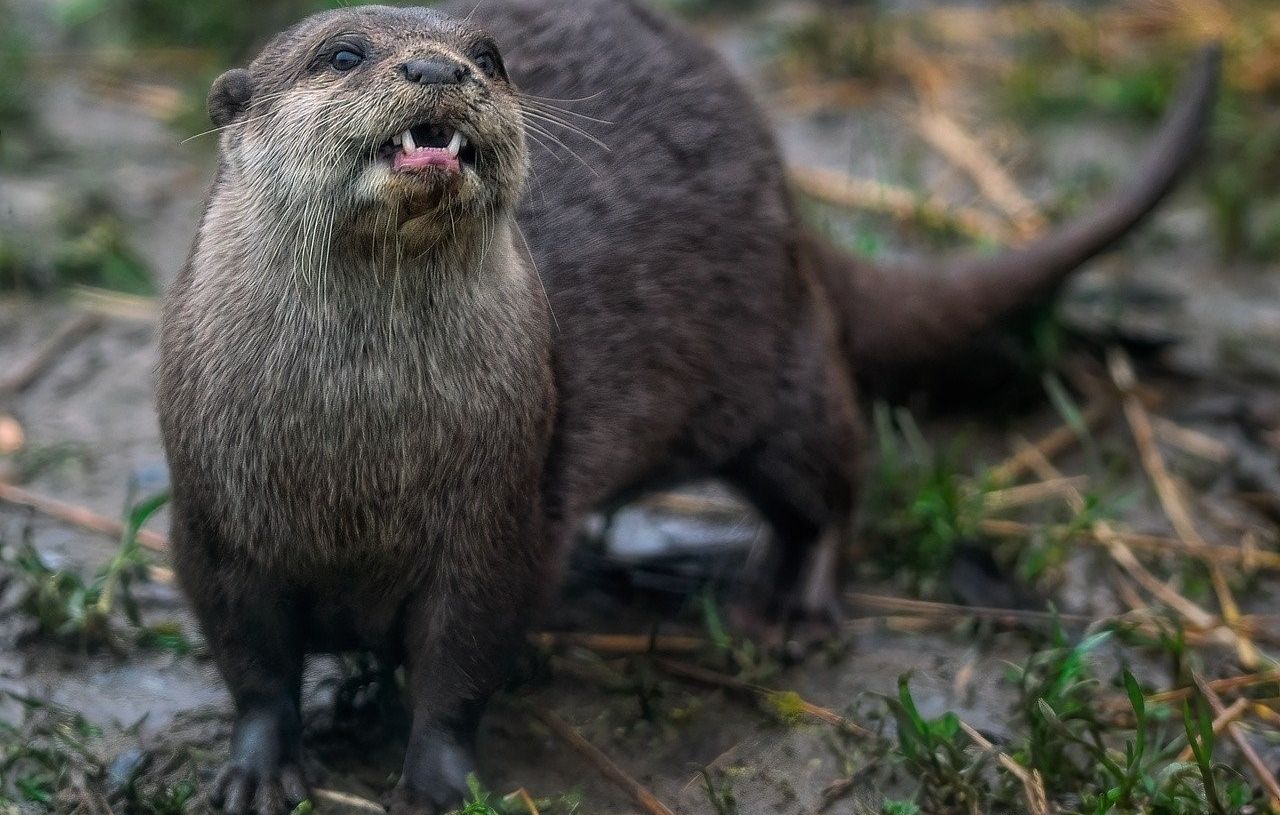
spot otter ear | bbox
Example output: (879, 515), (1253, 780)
(207, 68), (255, 128)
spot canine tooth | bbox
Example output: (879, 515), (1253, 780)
(401, 129), (416, 152)
(446, 130), (463, 157)
(391, 132), (401, 146)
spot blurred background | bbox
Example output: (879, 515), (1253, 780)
(2, 1), (1280, 814)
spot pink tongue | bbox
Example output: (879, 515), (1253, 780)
(393, 147), (460, 173)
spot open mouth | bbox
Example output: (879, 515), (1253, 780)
(381, 123), (478, 175)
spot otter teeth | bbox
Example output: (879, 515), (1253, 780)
(446, 130), (464, 157)
(394, 128), (467, 157)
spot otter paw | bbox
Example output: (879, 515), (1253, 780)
(389, 731), (476, 815)
(385, 776), (471, 815)
(211, 762), (308, 815)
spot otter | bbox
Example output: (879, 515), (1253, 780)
(157, 1), (1220, 813)
(157, 7), (554, 814)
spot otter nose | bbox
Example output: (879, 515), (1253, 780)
(401, 57), (470, 86)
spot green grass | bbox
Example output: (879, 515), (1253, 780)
(700, 767), (740, 815)
(0, 24), (33, 126)
(58, 0), (332, 60)
(886, 675), (990, 813)
(0, 207), (155, 295)
(51, 212), (155, 296)
(1, 489), (181, 652)
(768, 9), (892, 86)
(0, 694), (103, 807)
(1001, 45), (1179, 124)
(452, 775), (582, 815)
(999, 35), (1280, 263)
(862, 376), (1129, 598)
(870, 626), (1266, 814)
(863, 404), (995, 595)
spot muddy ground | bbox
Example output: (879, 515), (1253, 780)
(3, 1), (1280, 813)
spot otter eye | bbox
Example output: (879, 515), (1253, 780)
(470, 46), (504, 80)
(330, 49), (363, 71)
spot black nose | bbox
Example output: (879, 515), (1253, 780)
(401, 57), (470, 86)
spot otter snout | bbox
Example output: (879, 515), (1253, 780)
(402, 56), (471, 86)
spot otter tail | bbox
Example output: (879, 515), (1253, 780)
(807, 44), (1222, 392)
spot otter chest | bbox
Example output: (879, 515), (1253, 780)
(179, 289), (525, 560)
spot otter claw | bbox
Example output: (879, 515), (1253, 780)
(212, 763), (309, 815)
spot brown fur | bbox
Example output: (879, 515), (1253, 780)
(157, 1), (1219, 812)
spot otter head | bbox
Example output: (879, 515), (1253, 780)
(210, 6), (528, 249)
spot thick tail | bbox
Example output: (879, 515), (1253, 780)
(806, 44), (1222, 393)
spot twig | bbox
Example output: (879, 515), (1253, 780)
(312, 788), (386, 815)
(846, 592), (1241, 648)
(984, 476), (1089, 511)
(990, 399), (1113, 484)
(1110, 570), (1149, 615)
(0, 313), (103, 397)
(504, 788), (541, 815)
(1150, 415), (1233, 464)
(1108, 350), (1209, 553)
(1108, 348), (1262, 666)
(1147, 670), (1280, 705)
(69, 286), (160, 322)
(0, 481), (168, 552)
(1005, 435), (1219, 630)
(959, 720), (1051, 815)
(1192, 672), (1280, 807)
(773, 79), (875, 112)
(979, 518), (1280, 572)
(641, 492), (743, 517)
(651, 658), (873, 738)
(1098, 542), (1217, 630)
(529, 705), (676, 815)
(790, 166), (1017, 244)
(678, 736), (761, 799)
(912, 108), (1047, 239)
(530, 631), (704, 655)
(846, 592), (1093, 628)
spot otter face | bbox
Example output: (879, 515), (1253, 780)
(211, 6), (528, 237)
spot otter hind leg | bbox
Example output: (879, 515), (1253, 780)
(722, 351), (862, 653)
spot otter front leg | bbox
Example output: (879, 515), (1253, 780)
(171, 517), (309, 815)
(389, 563), (540, 814)
(201, 586), (308, 815)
